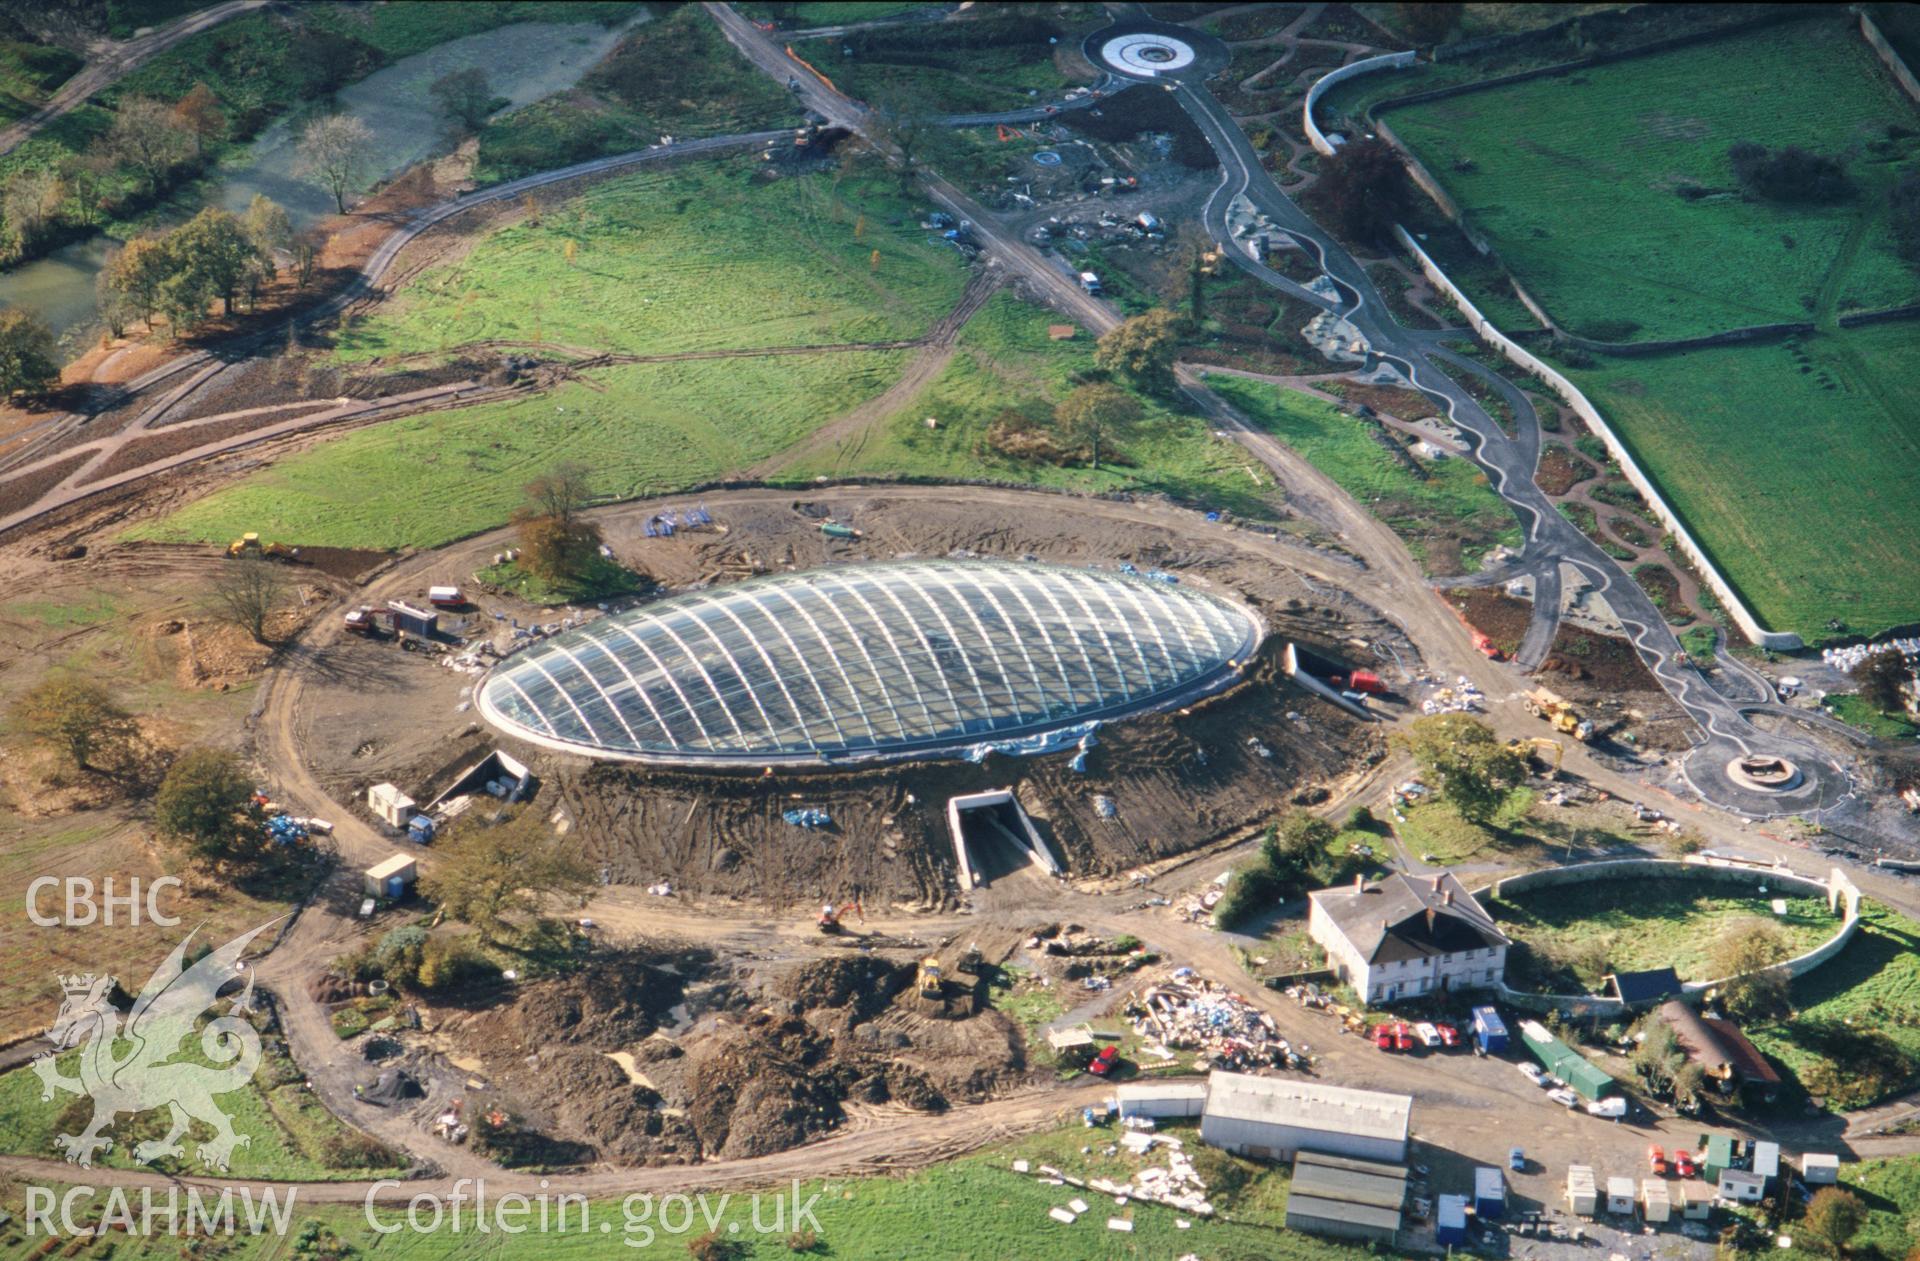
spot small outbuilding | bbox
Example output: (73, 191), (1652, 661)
(1435, 1195), (1470, 1246)
(1605, 1176), (1636, 1216)
(1703, 1134), (1735, 1182)
(387, 600), (438, 638)
(1114, 1080), (1206, 1120)
(1676, 1180), (1713, 1221)
(1801, 1153), (1840, 1185)
(363, 853), (417, 899)
(1718, 1169), (1766, 1203)
(1605, 967), (1681, 1008)
(1641, 1178), (1671, 1224)
(1566, 1166), (1597, 1217)
(1751, 1140), (1780, 1183)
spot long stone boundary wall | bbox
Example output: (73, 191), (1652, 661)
(1861, 9), (1920, 104)
(1473, 858), (1861, 1018)
(1302, 51), (1417, 157)
(1392, 224), (1801, 649)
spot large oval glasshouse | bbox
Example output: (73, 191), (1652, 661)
(475, 559), (1265, 765)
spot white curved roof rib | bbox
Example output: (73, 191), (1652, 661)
(476, 559), (1264, 766)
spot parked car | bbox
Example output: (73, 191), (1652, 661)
(1509, 1147), (1527, 1173)
(1414, 1022), (1442, 1049)
(1374, 1025), (1395, 1051)
(1392, 1023), (1415, 1052)
(1674, 1149), (1697, 1178)
(1547, 1087), (1579, 1109)
(1518, 1062), (1544, 1085)
(1088, 1045), (1120, 1076)
(1648, 1145), (1669, 1176)
(1435, 1023), (1459, 1048)
(1586, 1096), (1628, 1119)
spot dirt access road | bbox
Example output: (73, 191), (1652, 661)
(0, 1), (270, 158)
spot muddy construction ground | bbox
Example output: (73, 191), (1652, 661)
(293, 487), (1398, 909)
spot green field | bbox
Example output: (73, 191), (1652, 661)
(793, 11), (1088, 117)
(1570, 325), (1920, 638)
(778, 291), (1291, 519)
(337, 162), (965, 360)
(0, 1042), (402, 1182)
(1486, 876), (1837, 994)
(0, 1123), (1362, 1260)
(1206, 375), (1521, 572)
(127, 352), (906, 550)
(1825, 692), (1920, 739)
(1387, 18), (1920, 342)
(1750, 906), (1920, 1108)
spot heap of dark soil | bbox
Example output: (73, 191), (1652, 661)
(504, 953), (688, 1047)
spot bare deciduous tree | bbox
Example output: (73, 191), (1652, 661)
(210, 557), (287, 644)
(293, 114), (374, 214)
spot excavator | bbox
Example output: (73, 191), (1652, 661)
(916, 956), (944, 998)
(1524, 687), (1594, 742)
(1506, 736), (1565, 778)
(816, 897), (864, 935)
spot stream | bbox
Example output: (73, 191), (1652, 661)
(0, 11), (645, 352)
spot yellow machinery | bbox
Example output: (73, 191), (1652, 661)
(916, 957), (943, 998)
(1508, 736), (1565, 777)
(226, 532), (261, 557)
(1525, 687), (1594, 742)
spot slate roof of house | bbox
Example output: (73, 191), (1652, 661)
(1606, 967), (1681, 1006)
(1310, 871), (1508, 964)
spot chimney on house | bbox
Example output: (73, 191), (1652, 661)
(1355, 873), (1366, 892)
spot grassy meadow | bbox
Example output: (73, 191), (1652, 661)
(335, 162), (967, 360)
(1570, 325), (1920, 638)
(1386, 17), (1920, 342)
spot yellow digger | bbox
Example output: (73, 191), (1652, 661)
(916, 957), (944, 998)
(1524, 687), (1594, 742)
(1507, 736), (1565, 778)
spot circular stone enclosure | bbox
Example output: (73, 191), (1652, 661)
(1100, 32), (1198, 75)
(1479, 859), (1861, 1014)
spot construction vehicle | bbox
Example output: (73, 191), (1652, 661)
(1524, 687), (1594, 742)
(226, 532), (261, 558)
(1507, 736), (1565, 777)
(816, 898), (863, 934)
(226, 533), (298, 561)
(916, 956), (943, 998)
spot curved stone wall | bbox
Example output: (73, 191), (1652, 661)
(1302, 52), (1418, 158)
(1474, 857), (1860, 1017)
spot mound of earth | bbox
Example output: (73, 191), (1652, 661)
(504, 951), (690, 1047)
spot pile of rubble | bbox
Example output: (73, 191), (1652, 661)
(1121, 973), (1304, 1072)
(1011, 1128), (1213, 1228)
(1419, 675), (1485, 716)
(1823, 638), (1919, 674)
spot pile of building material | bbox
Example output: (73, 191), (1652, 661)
(1420, 676), (1485, 716)
(1121, 976), (1298, 1071)
(1822, 638), (1918, 673)
(1012, 1133), (1213, 1220)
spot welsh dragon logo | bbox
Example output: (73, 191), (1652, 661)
(33, 920), (279, 1171)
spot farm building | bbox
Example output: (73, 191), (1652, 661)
(1566, 1166), (1597, 1216)
(1284, 1151), (1407, 1247)
(1658, 1000), (1782, 1098)
(1642, 1179), (1671, 1223)
(1718, 1169), (1765, 1203)
(475, 559), (1263, 766)
(1114, 1081), (1206, 1120)
(1200, 1072), (1411, 1162)
(1517, 1020), (1615, 1099)
(1604, 967), (1681, 1008)
(1801, 1153), (1840, 1185)
(1306, 871), (1508, 1004)
(1606, 1176), (1636, 1216)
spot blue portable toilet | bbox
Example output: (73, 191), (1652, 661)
(1472, 1006), (1509, 1054)
(1474, 1167), (1506, 1221)
(1436, 1195), (1470, 1245)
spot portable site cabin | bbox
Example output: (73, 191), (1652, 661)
(1641, 1179), (1671, 1224)
(1114, 1081), (1206, 1120)
(1435, 1195), (1470, 1246)
(1801, 1153), (1840, 1185)
(368, 783), (415, 829)
(362, 853), (417, 899)
(1752, 1141), (1780, 1184)
(387, 601), (438, 638)
(1566, 1166), (1597, 1217)
(1718, 1169), (1765, 1203)
(1676, 1181), (1713, 1221)
(1518, 1020), (1616, 1100)
(1472, 1006), (1508, 1053)
(1606, 1177), (1636, 1216)
(1473, 1167), (1506, 1221)
(1703, 1135), (1734, 1182)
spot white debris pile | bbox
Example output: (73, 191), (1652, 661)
(1421, 676), (1484, 715)
(1823, 638), (1919, 674)
(1121, 973), (1300, 1071)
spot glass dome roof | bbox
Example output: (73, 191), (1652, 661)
(476, 559), (1262, 765)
